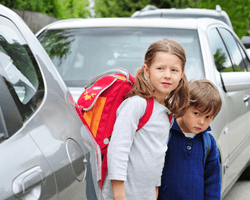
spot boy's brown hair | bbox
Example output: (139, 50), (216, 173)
(128, 38), (189, 118)
(189, 79), (222, 118)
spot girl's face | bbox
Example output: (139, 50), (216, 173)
(144, 52), (184, 105)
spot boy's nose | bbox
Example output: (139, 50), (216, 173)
(198, 117), (205, 125)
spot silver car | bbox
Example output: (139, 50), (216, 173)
(37, 17), (250, 198)
(0, 5), (101, 200)
(131, 4), (233, 29)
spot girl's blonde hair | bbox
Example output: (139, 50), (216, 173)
(128, 38), (189, 118)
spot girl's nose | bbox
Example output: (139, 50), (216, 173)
(164, 69), (171, 78)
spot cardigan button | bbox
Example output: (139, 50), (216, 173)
(187, 146), (192, 150)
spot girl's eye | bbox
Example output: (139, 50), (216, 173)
(172, 69), (177, 72)
(157, 67), (164, 70)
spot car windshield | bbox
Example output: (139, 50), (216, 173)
(38, 27), (204, 87)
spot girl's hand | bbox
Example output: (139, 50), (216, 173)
(156, 187), (159, 199)
(111, 180), (126, 200)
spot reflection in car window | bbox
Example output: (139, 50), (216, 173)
(38, 28), (204, 86)
(237, 41), (250, 71)
(219, 28), (247, 72)
(0, 16), (44, 121)
(209, 28), (232, 72)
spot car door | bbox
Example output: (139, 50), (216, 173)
(0, 16), (57, 199)
(208, 26), (250, 188)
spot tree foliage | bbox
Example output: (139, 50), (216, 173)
(199, 0), (250, 38)
(94, 0), (199, 18)
(0, 0), (90, 19)
(53, 0), (90, 19)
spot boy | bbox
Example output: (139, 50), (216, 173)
(158, 79), (222, 200)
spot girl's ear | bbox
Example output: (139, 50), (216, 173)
(144, 65), (150, 78)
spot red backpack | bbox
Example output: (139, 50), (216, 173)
(77, 68), (154, 188)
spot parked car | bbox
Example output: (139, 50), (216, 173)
(37, 17), (250, 198)
(132, 4), (250, 49)
(0, 5), (101, 200)
(131, 4), (233, 29)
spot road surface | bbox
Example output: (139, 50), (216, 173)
(223, 170), (250, 200)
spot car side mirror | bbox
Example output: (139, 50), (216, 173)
(241, 36), (250, 49)
(246, 49), (250, 58)
(220, 72), (250, 92)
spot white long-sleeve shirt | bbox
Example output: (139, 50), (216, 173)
(102, 95), (171, 200)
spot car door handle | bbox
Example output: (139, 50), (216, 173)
(243, 94), (250, 102)
(13, 166), (45, 197)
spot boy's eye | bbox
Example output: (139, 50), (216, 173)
(194, 112), (199, 116)
(206, 116), (211, 119)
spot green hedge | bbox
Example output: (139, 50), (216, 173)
(0, 0), (90, 19)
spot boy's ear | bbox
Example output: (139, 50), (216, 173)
(144, 65), (150, 77)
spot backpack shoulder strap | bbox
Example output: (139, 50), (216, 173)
(202, 131), (211, 165)
(136, 98), (154, 131)
(136, 98), (173, 132)
(168, 113), (172, 123)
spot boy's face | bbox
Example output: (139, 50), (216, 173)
(179, 106), (213, 134)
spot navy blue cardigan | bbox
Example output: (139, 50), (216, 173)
(158, 119), (221, 200)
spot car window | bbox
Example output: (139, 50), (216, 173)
(0, 16), (44, 122)
(237, 41), (250, 71)
(219, 28), (248, 72)
(38, 27), (205, 86)
(209, 28), (233, 72)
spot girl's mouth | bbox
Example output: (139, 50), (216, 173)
(162, 82), (171, 86)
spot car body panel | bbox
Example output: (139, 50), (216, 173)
(36, 17), (198, 33)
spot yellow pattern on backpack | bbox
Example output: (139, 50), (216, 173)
(83, 97), (107, 138)
(83, 91), (97, 100)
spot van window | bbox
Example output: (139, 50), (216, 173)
(38, 27), (205, 86)
(219, 28), (248, 72)
(209, 28), (233, 72)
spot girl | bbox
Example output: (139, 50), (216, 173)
(101, 38), (189, 200)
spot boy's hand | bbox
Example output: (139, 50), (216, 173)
(111, 180), (126, 200)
